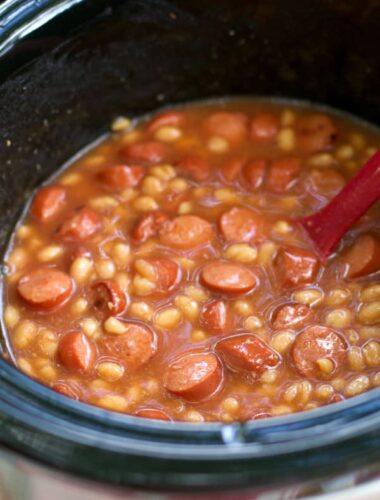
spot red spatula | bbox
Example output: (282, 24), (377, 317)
(296, 149), (380, 261)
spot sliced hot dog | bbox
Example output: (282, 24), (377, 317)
(52, 381), (80, 400)
(250, 113), (279, 141)
(103, 321), (156, 370)
(177, 155), (210, 181)
(308, 168), (345, 197)
(164, 352), (223, 402)
(292, 325), (347, 379)
(220, 156), (245, 183)
(57, 207), (101, 241)
(31, 186), (66, 222)
(274, 246), (319, 288)
(121, 141), (168, 163)
(343, 233), (380, 279)
(131, 211), (169, 244)
(17, 268), (73, 309)
(266, 157), (301, 193)
(216, 334), (280, 376)
(242, 160), (266, 190)
(202, 112), (248, 145)
(89, 280), (127, 317)
(200, 260), (258, 296)
(297, 114), (338, 153)
(159, 215), (213, 250)
(97, 164), (145, 189)
(219, 207), (265, 243)
(271, 302), (314, 330)
(57, 331), (96, 372)
(200, 299), (231, 334)
(146, 111), (185, 132)
(135, 408), (171, 421)
(135, 257), (181, 292)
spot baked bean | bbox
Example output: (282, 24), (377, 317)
(18, 268), (72, 309)
(250, 113), (279, 141)
(159, 215), (212, 249)
(266, 157), (301, 193)
(200, 260), (258, 296)
(202, 112), (248, 145)
(31, 186), (66, 222)
(219, 207), (265, 244)
(177, 155), (210, 181)
(217, 334), (280, 377)
(297, 114), (338, 153)
(57, 207), (101, 241)
(274, 246), (319, 288)
(343, 233), (380, 279)
(121, 141), (168, 163)
(200, 299), (231, 334)
(102, 321), (156, 370)
(57, 331), (96, 372)
(164, 352), (223, 402)
(97, 164), (145, 189)
(88, 280), (127, 317)
(292, 326), (347, 379)
(271, 302), (313, 330)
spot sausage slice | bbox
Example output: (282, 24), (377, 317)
(17, 268), (73, 309)
(219, 207), (265, 243)
(292, 325), (347, 379)
(57, 331), (96, 372)
(297, 114), (338, 153)
(250, 113), (279, 141)
(136, 257), (181, 292)
(52, 381), (80, 400)
(274, 246), (319, 288)
(164, 352), (223, 402)
(147, 111), (185, 132)
(57, 207), (101, 241)
(200, 260), (258, 296)
(31, 186), (66, 222)
(177, 155), (210, 181)
(121, 141), (168, 163)
(131, 211), (169, 244)
(220, 157), (245, 183)
(216, 334), (280, 377)
(271, 302), (314, 330)
(200, 299), (231, 334)
(342, 233), (380, 279)
(159, 215), (213, 250)
(89, 280), (127, 317)
(202, 112), (248, 145)
(97, 164), (145, 189)
(135, 408), (171, 421)
(242, 160), (266, 190)
(103, 321), (156, 370)
(266, 157), (301, 193)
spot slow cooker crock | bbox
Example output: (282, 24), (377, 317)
(1, 0), (380, 497)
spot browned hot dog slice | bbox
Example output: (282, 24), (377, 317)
(219, 207), (265, 243)
(17, 268), (73, 309)
(57, 331), (96, 372)
(159, 215), (213, 250)
(102, 322), (156, 370)
(57, 207), (101, 241)
(31, 186), (66, 222)
(122, 141), (168, 163)
(164, 352), (223, 402)
(135, 257), (181, 292)
(220, 156), (245, 183)
(250, 113), (279, 141)
(135, 408), (171, 421)
(216, 334), (280, 376)
(271, 302), (314, 330)
(342, 233), (380, 279)
(266, 157), (301, 193)
(177, 155), (210, 181)
(202, 112), (248, 145)
(131, 211), (169, 244)
(89, 280), (127, 317)
(274, 246), (319, 288)
(297, 114), (338, 153)
(200, 260), (258, 296)
(97, 164), (145, 189)
(200, 299), (231, 334)
(292, 325), (347, 379)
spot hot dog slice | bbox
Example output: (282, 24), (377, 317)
(57, 207), (101, 241)
(274, 246), (319, 288)
(343, 233), (380, 279)
(159, 215), (213, 250)
(131, 211), (169, 244)
(121, 141), (168, 163)
(271, 302), (314, 330)
(200, 260), (258, 296)
(89, 280), (127, 317)
(31, 186), (66, 222)
(135, 408), (171, 421)
(200, 299), (231, 334)
(97, 164), (145, 189)
(219, 207), (265, 243)
(17, 268), (72, 309)
(57, 331), (96, 372)
(203, 112), (248, 145)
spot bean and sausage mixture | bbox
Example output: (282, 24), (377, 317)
(3, 100), (380, 422)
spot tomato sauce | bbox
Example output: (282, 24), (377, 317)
(3, 99), (380, 423)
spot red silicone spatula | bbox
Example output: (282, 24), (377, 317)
(296, 149), (380, 261)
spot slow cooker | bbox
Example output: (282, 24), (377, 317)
(1, 1), (380, 498)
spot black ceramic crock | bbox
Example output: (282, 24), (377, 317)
(1, 1), (380, 496)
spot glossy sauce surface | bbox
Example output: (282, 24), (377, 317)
(3, 99), (380, 423)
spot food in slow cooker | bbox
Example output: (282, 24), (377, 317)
(3, 100), (380, 422)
